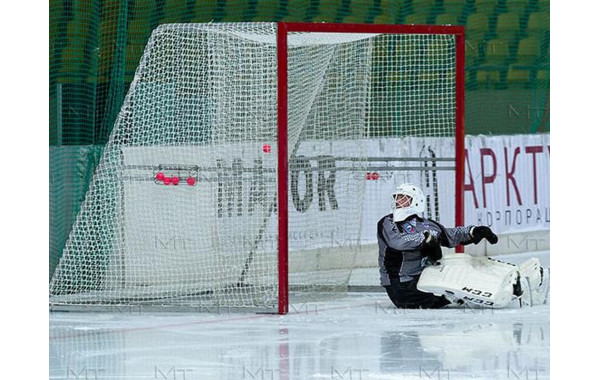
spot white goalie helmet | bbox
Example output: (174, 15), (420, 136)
(391, 183), (426, 222)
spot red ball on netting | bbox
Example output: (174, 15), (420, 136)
(187, 177), (197, 186)
(156, 172), (165, 181)
(263, 144), (271, 153)
(172, 176), (180, 186)
(163, 176), (172, 185)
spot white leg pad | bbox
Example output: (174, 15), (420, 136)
(518, 257), (550, 305)
(417, 254), (520, 308)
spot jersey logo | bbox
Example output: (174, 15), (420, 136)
(402, 223), (415, 233)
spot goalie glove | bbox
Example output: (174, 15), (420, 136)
(421, 231), (443, 262)
(470, 226), (499, 244)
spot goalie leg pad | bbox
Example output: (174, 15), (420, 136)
(518, 258), (550, 305)
(417, 255), (520, 308)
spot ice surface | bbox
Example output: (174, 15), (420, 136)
(50, 251), (550, 379)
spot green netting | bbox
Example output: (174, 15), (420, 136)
(49, 0), (549, 279)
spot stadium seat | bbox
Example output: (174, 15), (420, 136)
(159, 0), (187, 24)
(127, 18), (151, 46)
(130, 0), (156, 22)
(281, 0), (311, 22)
(537, 0), (550, 13)
(349, 0), (394, 24)
(58, 34), (89, 82)
(99, 15), (118, 38)
(72, 0), (95, 27)
(311, 0), (345, 22)
(525, 12), (549, 37)
(505, 0), (530, 18)
(514, 37), (542, 65)
(442, 0), (467, 17)
(97, 18), (118, 83)
(49, 0), (65, 21)
(50, 0), (65, 45)
(475, 38), (511, 88)
(96, 45), (113, 81)
(435, 13), (459, 25)
(253, 0), (282, 21)
(372, 0), (404, 24)
(191, 0), (221, 22)
(372, 13), (394, 24)
(410, 0), (436, 19)
(125, 45), (145, 83)
(126, 17), (152, 81)
(221, 0), (252, 22)
(67, 0), (96, 44)
(342, 9), (370, 23)
(506, 63), (531, 86)
(465, 13), (490, 43)
(506, 37), (545, 88)
(66, 19), (90, 45)
(102, 0), (122, 15)
(404, 13), (428, 25)
(483, 38), (512, 65)
(473, 0), (497, 17)
(495, 12), (520, 40)
(58, 43), (87, 80)
(77, 1), (95, 19)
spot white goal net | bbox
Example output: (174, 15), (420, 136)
(49, 22), (462, 313)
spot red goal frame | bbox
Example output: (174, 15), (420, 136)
(276, 22), (465, 314)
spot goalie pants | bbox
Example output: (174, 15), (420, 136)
(385, 276), (450, 309)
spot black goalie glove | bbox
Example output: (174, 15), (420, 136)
(470, 226), (499, 244)
(421, 231), (443, 262)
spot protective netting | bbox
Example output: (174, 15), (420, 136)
(49, 23), (458, 311)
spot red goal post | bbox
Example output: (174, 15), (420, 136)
(276, 22), (465, 314)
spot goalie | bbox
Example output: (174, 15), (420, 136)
(377, 183), (549, 309)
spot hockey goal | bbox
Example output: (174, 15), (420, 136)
(49, 22), (465, 314)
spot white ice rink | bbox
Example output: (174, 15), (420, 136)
(50, 251), (550, 380)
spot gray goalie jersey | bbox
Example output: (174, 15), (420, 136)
(377, 214), (474, 285)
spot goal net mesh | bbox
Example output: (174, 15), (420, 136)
(49, 23), (457, 311)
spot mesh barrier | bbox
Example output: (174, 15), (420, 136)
(50, 0), (549, 283)
(49, 23), (460, 311)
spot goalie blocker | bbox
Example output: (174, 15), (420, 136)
(417, 255), (549, 308)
